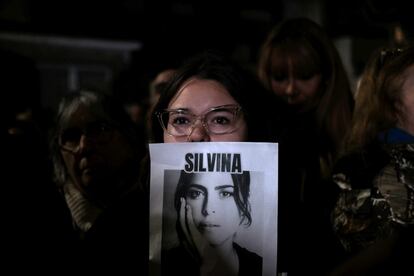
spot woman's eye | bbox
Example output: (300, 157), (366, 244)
(212, 116), (231, 125)
(208, 110), (234, 125)
(60, 128), (81, 143)
(186, 190), (203, 200)
(297, 73), (314, 81)
(88, 123), (111, 136)
(272, 74), (287, 82)
(219, 191), (234, 198)
(170, 116), (191, 125)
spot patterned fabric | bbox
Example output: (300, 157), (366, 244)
(63, 181), (102, 233)
(332, 142), (414, 252)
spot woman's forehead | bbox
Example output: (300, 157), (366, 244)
(168, 78), (238, 112)
(60, 104), (106, 128)
(190, 172), (233, 187)
(270, 46), (321, 74)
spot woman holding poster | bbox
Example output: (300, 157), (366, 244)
(162, 170), (262, 276)
(146, 51), (278, 276)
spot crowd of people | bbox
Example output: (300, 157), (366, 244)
(4, 16), (414, 276)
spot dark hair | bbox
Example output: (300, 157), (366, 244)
(174, 170), (252, 227)
(50, 90), (143, 187)
(150, 50), (273, 142)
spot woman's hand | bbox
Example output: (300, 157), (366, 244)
(179, 197), (207, 259)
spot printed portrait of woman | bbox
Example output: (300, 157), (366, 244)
(161, 170), (263, 276)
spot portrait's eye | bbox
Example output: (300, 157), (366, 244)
(186, 188), (204, 200)
(219, 188), (234, 199)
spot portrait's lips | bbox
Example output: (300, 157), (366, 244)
(199, 222), (220, 229)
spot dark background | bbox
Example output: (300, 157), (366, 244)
(2, 0), (412, 53)
(1, 0), (413, 113)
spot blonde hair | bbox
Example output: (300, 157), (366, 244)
(345, 47), (414, 153)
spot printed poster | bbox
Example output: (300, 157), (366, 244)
(149, 142), (278, 276)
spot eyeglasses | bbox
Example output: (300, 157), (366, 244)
(58, 121), (114, 153)
(156, 104), (243, 137)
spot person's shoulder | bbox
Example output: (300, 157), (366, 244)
(234, 243), (262, 276)
(162, 246), (198, 276)
(234, 243), (262, 261)
(333, 142), (390, 190)
(163, 245), (188, 257)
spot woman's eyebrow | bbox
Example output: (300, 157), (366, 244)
(187, 184), (207, 192)
(167, 107), (190, 112)
(215, 185), (234, 190)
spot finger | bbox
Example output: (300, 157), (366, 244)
(179, 197), (190, 240)
(185, 204), (198, 239)
(180, 198), (199, 260)
(186, 204), (206, 254)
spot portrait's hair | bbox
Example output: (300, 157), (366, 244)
(174, 171), (252, 227)
(258, 18), (354, 161)
(345, 46), (414, 153)
(50, 89), (143, 187)
(150, 50), (273, 142)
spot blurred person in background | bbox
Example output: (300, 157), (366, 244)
(50, 89), (147, 273)
(257, 17), (354, 274)
(331, 46), (414, 275)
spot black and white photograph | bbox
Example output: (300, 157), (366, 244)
(149, 142), (278, 276)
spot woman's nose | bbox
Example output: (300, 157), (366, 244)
(202, 197), (217, 216)
(187, 121), (211, 142)
(78, 134), (94, 153)
(285, 77), (296, 96)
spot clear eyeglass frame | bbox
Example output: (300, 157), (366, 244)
(156, 104), (243, 137)
(58, 121), (114, 153)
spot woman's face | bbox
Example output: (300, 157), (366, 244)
(185, 172), (242, 246)
(397, 65), (414, 135)
(163, 78), (248, 142)
(59, 106), (134, 201)
(270, 55), (322, 112)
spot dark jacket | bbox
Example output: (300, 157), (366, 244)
(162, 242), (262, 276)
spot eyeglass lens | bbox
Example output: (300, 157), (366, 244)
(59, 122), (113, 151)
(160, 106), (240, 136)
